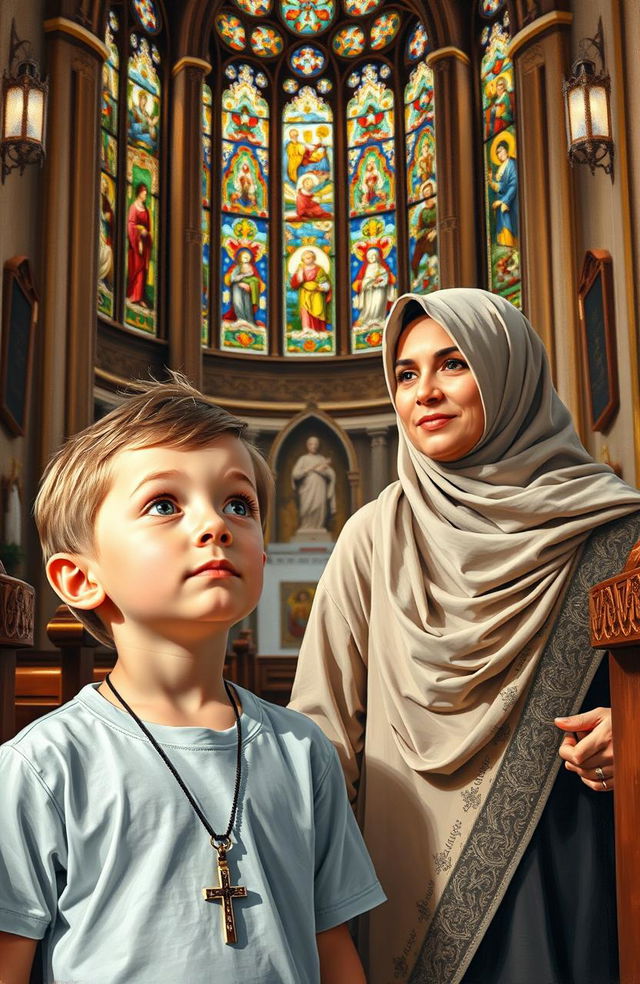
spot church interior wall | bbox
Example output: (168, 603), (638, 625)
(569, 0), (639, 484)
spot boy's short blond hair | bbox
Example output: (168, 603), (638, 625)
(34, 374), (274, 648)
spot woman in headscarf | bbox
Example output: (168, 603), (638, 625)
(290, 288), (640, 984)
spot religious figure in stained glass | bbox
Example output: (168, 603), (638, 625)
(290, 248), (332, 333)
(128, 88), (160, 152)
(353, 245), (396, 330)
(126, 180), (153, 307)
(349, 217), (397, 350)
(481, 14), (521, 307)
(98, 10), (120, 319)
(405, 60), (438, 295)
(350, 143), (394, 216)
(221, 218), (268, 351)
(98, 173), (115, 296)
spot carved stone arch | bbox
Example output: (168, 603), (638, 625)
(269, 410), (362, 543)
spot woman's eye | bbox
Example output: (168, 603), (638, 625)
(148, 498), (178, 516)
(442, 358), (468, 371)
(223, 497), (252, 517)
(396, 369), (416, 383)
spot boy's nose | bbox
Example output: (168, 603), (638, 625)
(196, 515), (232, 547)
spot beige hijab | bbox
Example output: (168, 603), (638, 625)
(376, 288), (640, 775)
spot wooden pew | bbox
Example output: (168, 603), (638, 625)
(589, 539), (640, 984)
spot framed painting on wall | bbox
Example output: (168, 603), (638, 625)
(577, 249), (619, 432)
(0, 257), (38, 437)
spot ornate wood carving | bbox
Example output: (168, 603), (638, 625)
(0, 566), (34, 647)
(589, 536), (640, 984)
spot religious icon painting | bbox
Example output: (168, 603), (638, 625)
(234, 0), (273, 14)
(408, 199), (439, 294)
(332, 25), (366, 59)
(220, 217), (269, 353)
(130, 0), (161, 35)
(216, 12), (247, 51)
(98, 170), (117, 319)
(250, 25), (284, 57)
(406, 126), (435, 205)
(124, 149), (159, 334)
(284, 241), (335, 355)
(222, 143), (269, 218)
(406, 22), (429, 61)
(290, 45), (326, 77)
(342, 0), (382, 15)
(348, 142), (395, 218)
(370, 11), (401, 50)
(349, 216), (397, 352)
(484, 127), (520, 308)
(280, 0), (336, 35)
(280, 582), (316, 648)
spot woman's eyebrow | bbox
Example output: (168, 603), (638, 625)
(394, 346), (461, 368)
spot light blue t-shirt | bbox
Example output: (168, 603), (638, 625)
(0, 683), (384, 983)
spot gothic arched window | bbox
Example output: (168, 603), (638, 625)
(479, 0), (521, 308)
(204, 1), (439, 356)
(98, 1), (166, 335)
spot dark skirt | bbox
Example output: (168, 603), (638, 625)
(462, 658), (619, 984)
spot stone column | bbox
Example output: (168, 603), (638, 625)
(169, 56), (211, 389)
(508, 12), (583, 433)
(367, 427), (389, 498)
(426, 47), (476, 288)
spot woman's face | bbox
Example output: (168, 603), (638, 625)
(394, 316), (485, 462)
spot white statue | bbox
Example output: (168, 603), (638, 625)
(291, 436), (336, 535)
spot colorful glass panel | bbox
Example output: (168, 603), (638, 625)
(283, 78), (299, 93)
(290, 45), (326, 77)
(202, 83), (212, 345)
(350, 216), (397, 351)
(234, 0), (272, 14)
(347, 64), (397, 351)
(481, 14), (521, 307)
(407, 22), (428, 61)
(98, 10), (119, 319)
(220, 65), (269, 353)
(250, 25), (284, 56)
(216, 12), (247, 51)
(370, 11), (400, 50)
(283, 87), (335, 355)
(480, 0), (505, 16)
(131, 0), (160, 34)
(317, 78), (333, 94)
(280, 0), (336, 35)
(332, 25), (366, 58)
(405, 61), (439, 293)
(124, 35), (161, 333)
(343, 0), (382, 14)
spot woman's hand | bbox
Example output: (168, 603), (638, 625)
(555, 706), (613, 791)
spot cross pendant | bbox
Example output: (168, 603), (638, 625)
(202, 845), (248, 944)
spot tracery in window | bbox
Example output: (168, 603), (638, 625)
(220, 65), (270, 353)
(480, 8), (521, 308)
(283, 85), (335, 355)
(201, 83), (212, 346)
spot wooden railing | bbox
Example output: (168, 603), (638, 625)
(589, 539), (640, 984)
(0, 562), (35, 743)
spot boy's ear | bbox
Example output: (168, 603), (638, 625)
(46, 553), (106, 611)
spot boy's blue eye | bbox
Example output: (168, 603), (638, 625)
(148, 499), (178, 516)
(223, 496), (252, 517)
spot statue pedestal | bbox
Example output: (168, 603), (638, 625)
(257, 541), (334, 656)
(290, 527), (333, 543)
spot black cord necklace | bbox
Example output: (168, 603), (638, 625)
(104, 673), (247, 944)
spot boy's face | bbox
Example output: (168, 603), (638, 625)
(84, 437), (265, 640)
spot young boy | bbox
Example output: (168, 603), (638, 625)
(0, 376), (384, 984)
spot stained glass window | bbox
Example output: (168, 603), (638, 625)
(280, 1), (336, 35)
(98, 5), (164, 336)
(347, 63), (397, 352)
(220, 65), (270, 353)
(125, 34), (161, 333)
(98, 10), (119, 319)
(405, 60), (439, 294)
(283, 86), (335, 355)
(202, 83), (212, 346)
(480, 10), (521, 308)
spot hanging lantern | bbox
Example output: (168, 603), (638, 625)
(563, 23), (613, 177)
(1, 20), (48, 183)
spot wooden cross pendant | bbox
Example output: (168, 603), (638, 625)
(202, 845), (248, 944)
